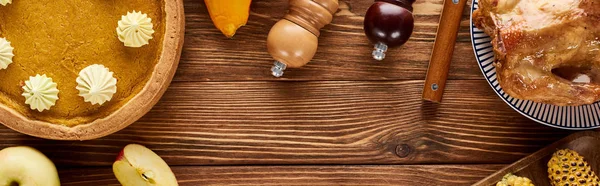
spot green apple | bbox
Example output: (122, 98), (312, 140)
(0, 146), (60, 186)
(113, 144), (178, 186)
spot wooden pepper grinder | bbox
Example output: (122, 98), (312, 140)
(364, 0), (415, 60)
(267, 0), (339, 77)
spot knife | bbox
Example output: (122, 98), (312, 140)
(422, 0), (468, 103)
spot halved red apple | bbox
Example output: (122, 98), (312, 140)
(113, 144), (178, 186)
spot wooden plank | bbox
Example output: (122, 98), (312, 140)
(176, 0), (480, 81)
(475, 131), (600, 186)
(59, 165), (504, 186)
(0, 80), (570, 166)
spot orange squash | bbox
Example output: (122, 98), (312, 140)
(205, 0), (252, 38)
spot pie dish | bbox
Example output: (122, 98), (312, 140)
(470, 0), (600, 129)
(0, 0), (185, 140)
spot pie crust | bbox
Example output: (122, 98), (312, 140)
(0, 0), (185, 140)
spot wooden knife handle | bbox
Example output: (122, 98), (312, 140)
(422, 0), (467, 103)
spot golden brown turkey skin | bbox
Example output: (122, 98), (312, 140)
(473, 0), (600, 106)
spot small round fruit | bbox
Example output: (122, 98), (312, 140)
(113, 144), (178, 186)
(0, 146), (60, 186)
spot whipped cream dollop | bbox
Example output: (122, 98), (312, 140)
(0, 0), (11, 6)
(22, 74), (59, 112)
(116, 11), (154, 47)
(76, 64), (117, 105)
(0, 38), (14, 70)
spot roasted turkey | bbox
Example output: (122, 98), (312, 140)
(473, 0), (600, 106)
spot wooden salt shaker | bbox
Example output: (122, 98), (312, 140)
(267, 0), (339, 77)
(364, 0), (415, 61)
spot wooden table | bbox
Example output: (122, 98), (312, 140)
(0, 0), (574, 185)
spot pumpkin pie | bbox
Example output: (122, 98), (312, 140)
(0, 0), (185, 140)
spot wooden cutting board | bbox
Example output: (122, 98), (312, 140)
(474, 131), (600, 186)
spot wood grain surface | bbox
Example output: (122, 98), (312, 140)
(0, 0), (574, 185)
(0, 81), (570, 166)
(59, 165), (504, 186)
(176, 0), (479, 81)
